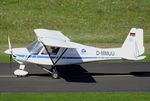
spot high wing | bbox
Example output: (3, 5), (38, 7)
(34, 29), (70, 42)
(34, 29), (77, 48)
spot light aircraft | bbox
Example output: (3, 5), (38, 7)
(4, 28), (146, 79)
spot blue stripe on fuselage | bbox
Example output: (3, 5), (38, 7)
(15, 54), (121, 59)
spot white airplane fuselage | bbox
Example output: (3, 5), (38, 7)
(11, 43), (122, 66)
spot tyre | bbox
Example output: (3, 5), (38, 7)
(52, 71), (59, 79)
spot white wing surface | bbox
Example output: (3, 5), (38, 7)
(34, 29), (77, 48)
(34, 29), (70, 42)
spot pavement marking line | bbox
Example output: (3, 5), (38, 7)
(0, 75), (42, 78)
(0, 75), (16, 78)
(0, 75), (135, 78)
(0, 75), (49, 78)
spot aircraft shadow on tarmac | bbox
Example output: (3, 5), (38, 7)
(29, 65), (96, 83)
(28, 64), (150, 83)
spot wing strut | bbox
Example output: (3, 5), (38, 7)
(40, 41), (68, 66)
(41, 42), (55, 65)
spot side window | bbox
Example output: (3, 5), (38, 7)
(41, 46), (60, 55)
(51, 47), (60, 55)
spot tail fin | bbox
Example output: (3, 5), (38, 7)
(121, 28), (146, 60)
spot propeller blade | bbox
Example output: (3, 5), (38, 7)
(7, 35), (13, 64)
(8, 35), (11, 50)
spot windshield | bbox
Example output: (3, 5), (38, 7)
(27, 40), (43, 55)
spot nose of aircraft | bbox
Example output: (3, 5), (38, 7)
(4, 49), (12, 54)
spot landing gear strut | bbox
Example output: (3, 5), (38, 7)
(41, 66), (59, 79)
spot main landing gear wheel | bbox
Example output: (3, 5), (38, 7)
(51, 70), (59, 79)
(50, 66), (59, 79)
(40, 65), (60, 79)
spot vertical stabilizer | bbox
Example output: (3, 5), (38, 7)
(121, 28), (145, 60)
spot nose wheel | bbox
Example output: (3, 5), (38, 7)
(14, 64), (28, 77)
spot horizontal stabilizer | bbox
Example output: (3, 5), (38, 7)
(123, 55), (146, 60)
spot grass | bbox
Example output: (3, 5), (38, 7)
(0, 54), (10, 63)
(0, 92), (150, 101)
(0, 0), (150, 43)
(0, 0), (150, 61)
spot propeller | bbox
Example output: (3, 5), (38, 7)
(4, 35), (14, 63)
(8, 36), (13, 62)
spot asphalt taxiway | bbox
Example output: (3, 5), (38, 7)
(0, 62), (150, 92)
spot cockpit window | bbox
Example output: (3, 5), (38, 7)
(27, 40), (43, 55)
